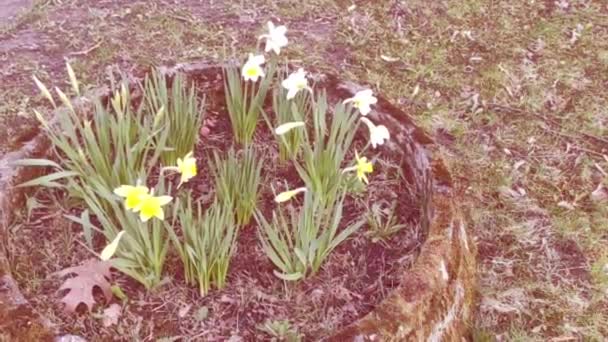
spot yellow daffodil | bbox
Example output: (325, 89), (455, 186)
(281, 68), (309, 99)
(259, 21), (288, 55)
(360, 117), (390, 148)
(343, 151), (373, 184)
(176, 151), (197, 187)
(344, 89), (378, 116)
(274, 187), (307, 203)
(135, 193), (173, 222)
(114, 182), (151, 211)
(100, 231), (126, 261)
(275, 121), (305, 135)
(242, 53), (266, 82)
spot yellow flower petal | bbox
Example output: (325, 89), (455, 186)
(114, 184), (150, 211)
(136, 194), (173, 222)
(352, 151), (373, 184)
(175, 152), (197, 186)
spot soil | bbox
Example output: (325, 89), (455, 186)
(7, 69), (422, 340)
(0, 0), (32, 25)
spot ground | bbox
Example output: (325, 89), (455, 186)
(1, 0), (607, 340)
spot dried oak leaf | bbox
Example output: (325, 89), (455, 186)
(53, 258), (113, 313)
(101, 303), (122, 327)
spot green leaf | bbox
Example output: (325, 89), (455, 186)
(294, 247), (308, 268)
(273, 270), (303, 281)
(111, 284), (128, 301)
(11, 158), (62, 169)
(64, 210), (99, 248)
(16, 171), (79, 188)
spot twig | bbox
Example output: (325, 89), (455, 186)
(581, 132), (608, 146)
(539, 125), (606, 157)
(68, 40), (103, 56)
(488, 102), (608, 150)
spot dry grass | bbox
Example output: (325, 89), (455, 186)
(1, 0), (608, 340)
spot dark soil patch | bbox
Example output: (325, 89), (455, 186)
(8, 69), (422, 340)
(552, 238), (589, 285)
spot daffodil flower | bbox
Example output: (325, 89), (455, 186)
(360, 117), (390, 148)
(274, 187), (307, 203)
(344, 89), (378, 116)
(242, 54), (266, 82)
(275, 121), (305, 135)
(114, 182), (151, 211)
(134, 193), (173, 222)
(343, 151), (373, 184)
(100, 231), (126, 261)
(281, 68), (310, 100)
(259, 21), (288, 55)
(174, 151), (197, 187)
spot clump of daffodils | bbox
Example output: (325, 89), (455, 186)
(70, 18), (397, 290)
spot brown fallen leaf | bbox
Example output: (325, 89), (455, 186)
(102, 303), (122, 327)
(53, 258), (113, 313)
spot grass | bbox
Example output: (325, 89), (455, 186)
(1, 0), (607, 339)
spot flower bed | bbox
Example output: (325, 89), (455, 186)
(0, 22), (476, 341)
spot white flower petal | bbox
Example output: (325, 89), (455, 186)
(360, 117), (389, 148)
(274, 25), (287, 36)
(376, 125), (390, 140)
(286, 88), (299, 100)
(360, 117), (374, 129)
(274, 187), (307, 203)
(100, 231), (126, 261)
(275, 121), (305, 135)
(282, 68), (308, 100)
(359, 104), (372, 115)
(252, 54), (265, 65)
(264, 41), (273, 53)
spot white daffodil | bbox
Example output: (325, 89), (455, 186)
(100, 231), (126, 261)
(242, 54), (266, 82)
(259, 21), (288, 55)
(274, 187), (307, 203)
(344, 89), (378, 116)
(281, 68), (310, 100)
(360, 117), (390, 148)
(275, 121), (305, 135)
